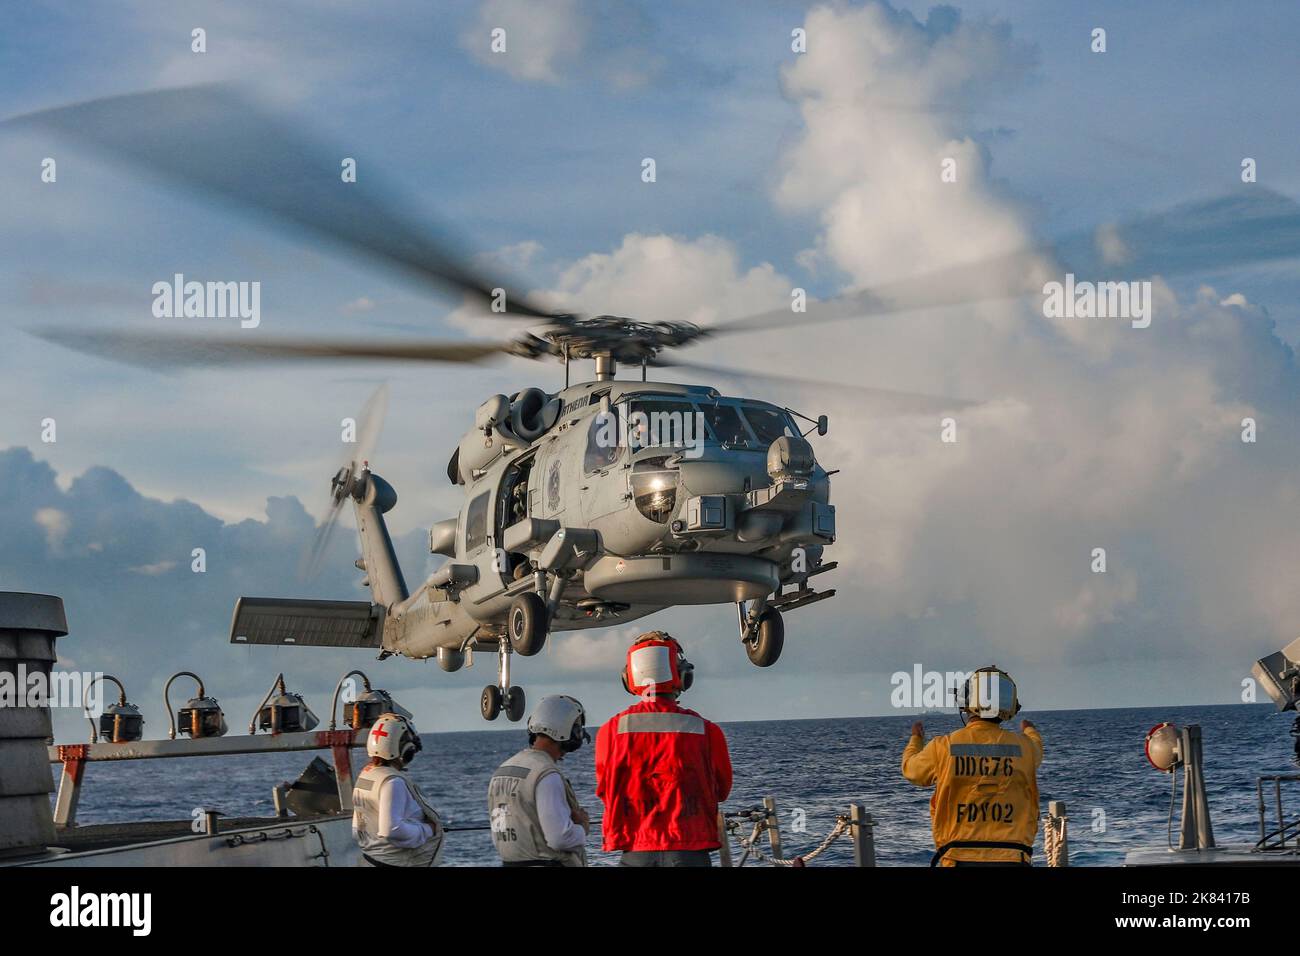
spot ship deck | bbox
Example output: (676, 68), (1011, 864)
(45, 815), (347, 854)
(1125, 843), (1300, 866)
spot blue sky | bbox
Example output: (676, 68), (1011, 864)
(2, 1), (1299, 734)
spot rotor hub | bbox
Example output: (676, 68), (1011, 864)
(330, 464), (369, 505)
(523, 314), (707, 365)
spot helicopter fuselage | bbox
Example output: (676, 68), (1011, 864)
(374, 378), (836, 668)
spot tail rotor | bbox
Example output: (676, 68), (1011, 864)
(300, 384), (389, 580)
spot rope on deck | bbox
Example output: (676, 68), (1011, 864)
(1042, 811), (1067, 867)
(725, 812), (851, 867)
(443, 818), (604, 833)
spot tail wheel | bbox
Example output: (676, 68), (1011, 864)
(481, 685), (502, 721)
(504, 686), (527, 722)
(745, 609), (784, 667)
(508, 592), (548, 656)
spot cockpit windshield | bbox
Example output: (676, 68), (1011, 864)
(597, 393), (800, 454)
(625, 399), (702, 451)
(741, 405), (798, 445)
(699, 403), (752, 449)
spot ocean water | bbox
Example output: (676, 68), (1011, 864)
(61, 703), (1295, 866)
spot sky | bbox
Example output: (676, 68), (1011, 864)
(1, 1), (1299, 736)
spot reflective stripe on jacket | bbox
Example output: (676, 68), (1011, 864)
(901, 720), (1043, 865)
(595, 699), (732, 852)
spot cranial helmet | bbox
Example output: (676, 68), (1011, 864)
(528, 695), (591, 753)
(622, 632), (694, 697)
(956, 666), (1021, 723)
(367, 712), (423, 765)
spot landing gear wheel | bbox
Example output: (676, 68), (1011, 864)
(504, 685), (527, 722)
(481, 685), (502, 721)
(508, 593), (548, 657)
(745, 609), (785, 667)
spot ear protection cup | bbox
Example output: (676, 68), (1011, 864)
(560, 714), (588, 753)
(679, 658), (694, 692)
(400, 722), (423, 765)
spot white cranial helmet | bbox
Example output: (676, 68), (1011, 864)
(957, 667), (1021, 723)
(528, 695), (590, 753)
(367, 712), (422, 764)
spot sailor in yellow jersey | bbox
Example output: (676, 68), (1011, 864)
(902, 666), (1043, 866)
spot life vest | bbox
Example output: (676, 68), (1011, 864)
(487, 747), (587, 867)
(352, 764), (444, 867)
(595, 699), (732, 853)
(902, 720), (1043, 865)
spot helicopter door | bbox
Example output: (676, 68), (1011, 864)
(458, 487), (496, 597)
(495, 451), (536, 584)
(579, 406), (625, 522)
(462, 489), (492, 559)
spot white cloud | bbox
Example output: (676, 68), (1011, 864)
(446, 232), (792, 341)
(775, 3), (1038, 290)
(34, 507), (70, 553)
(1095, 223), (1131, 267)
(129, 560), (178, 575)
(342, 296), (376, 314)
(549, 625), (641, 673)
(461, 0), (587, 85)
(544, 233), (791, 325)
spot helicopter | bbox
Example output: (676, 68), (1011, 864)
(10, 87), (1299, 721)
(225, 339), (841, 724)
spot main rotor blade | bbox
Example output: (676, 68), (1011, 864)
(653, 357), (978, 413)
(4, 86), (559, 321)
(31, 328), (519, 368)
(705, 188), (1300, 335)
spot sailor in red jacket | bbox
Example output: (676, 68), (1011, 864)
(595, 631), (733, 866)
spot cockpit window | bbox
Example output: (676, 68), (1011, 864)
(742, 406), (797, 446)
(584, 411), (621, 473)
(625, 399), (702, 453)
(465, 491), (490, 553)
(699, 403), (753, 449)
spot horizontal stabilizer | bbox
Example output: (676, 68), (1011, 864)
(229, 597), (383, 648)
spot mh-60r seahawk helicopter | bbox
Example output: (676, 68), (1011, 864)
(239, 321), (840, 723)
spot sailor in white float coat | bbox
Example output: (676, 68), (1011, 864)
(353, 712), (444, 867)
(488, 695), (592, 867)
